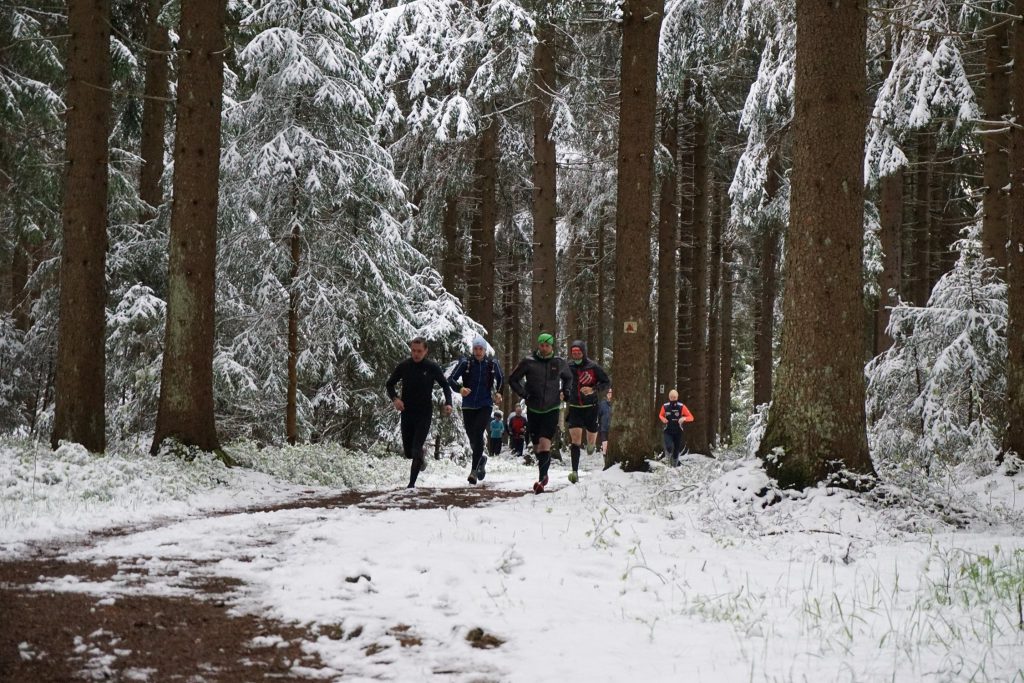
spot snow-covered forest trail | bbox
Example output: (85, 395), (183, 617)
(0, 485), (530, 682)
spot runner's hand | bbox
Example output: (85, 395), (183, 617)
(460, 387), (471, 397)
(444, 405), (453, 415)
(581, 386), (594, 396)
(393, 398), (404, 412)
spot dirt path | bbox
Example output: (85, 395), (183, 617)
(0, 485), (528, 681)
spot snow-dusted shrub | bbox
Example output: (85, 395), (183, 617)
(866, 236), (1006, 476)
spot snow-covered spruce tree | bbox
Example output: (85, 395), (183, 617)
(0, 4), (64, 436)
(106, 285), (165, 448)
(866, 234), (1007, 475)
(219, 0), (474, 445)
(359, 0), (535, 320)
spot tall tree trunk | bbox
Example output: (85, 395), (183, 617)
(441, 195), (461, 298)
(719, 240), (733, 443)
(982, 16), (1010, 270)
(139, 0), (170, 223)
(11, 239), (30, 332)
(479, 120), (497, 335)
(609, 0), (663, 469)
(677, 108), (695, 402)
(586, 232), (599, 356)
(531, 25), (557, 337)
(913, 132), (932, 306)
(753, 153), (780, 408)
(656, 96), (679, 402)
(1004, 0), (1024, 461)
(707, 182), (721, 446)
(596, 218), (607, 364)
(934, 150), (959, 277)
(756, 0), (875, 488)
(469, 121), (497, 332)
(286, 225), (300, 445)
(151, 0), (227, 455)
(502, 241), (516, 414)
(52, 0), (112, 453)
(565, 233), (580, 339)
(876, 167), (903, 354)
(686, 105), (710, 455)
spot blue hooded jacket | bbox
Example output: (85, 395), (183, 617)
(447, 355), (504, 410)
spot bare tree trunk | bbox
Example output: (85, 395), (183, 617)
(982, 16), (1010, 270)
(565, 234), (580, 339)
(531, 25), (557, 337)
(876, 167), (903, 354)
(469, 121), (497, 332)
(1004, 0), (1024, 462)
(720, 240), (733, 443)
(502, 241), (516, 414)
(687, 104), (710, 455)
(11, 239), (30, 332)
(52, 0), (112, 453)
(656, 96), (679, 402)
(151, 0), (227, 455)
(707, 182), (721, 446)
(609, 0), (663, 470)
(286, 225), (300, 445)
(756, 0), (875, 488)
(913, 131), (932, 306)
(139, 0), (170, 223)
(753, 154), (780, 408)
(677, 108), (694, 401)
(441, 195), (461, 298)
(596, 218), (607, 364)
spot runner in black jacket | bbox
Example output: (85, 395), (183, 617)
(385, 337), (453, 488)
(508, 332), (571, 493)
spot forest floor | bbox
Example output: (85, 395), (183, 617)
(0, 486), (528, 682)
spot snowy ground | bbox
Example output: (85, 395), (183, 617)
(3, 439), (1024, 682)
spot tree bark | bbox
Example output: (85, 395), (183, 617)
(531, 25), (557, 337)
(913, 131), (932, 306)
(151, 0), (227, 454)
(686, 105), (710, 455)
(756, 0), (875, 488)
(11, 239), (30, 332)
(441, 195), (461, 298)
(286, 225), (300, 445)
(52, 0), (112, 453)
(469, 120), (497, 333)
(656, 96), (679, 402)
(139, 0), (170, 223)
(1004, 0), (1024, 461)
(707, 182), (721, 446)
(753, 153), (780, 408)
(719, 240), (733, 443)
(677, 107), (695, 402)
(876, 167), (903, 354)
(596, 217), (606, 364)
(982, 16), (1011, 271)
(609, 0), (663, 469)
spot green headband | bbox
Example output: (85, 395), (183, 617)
(537, 333), (554, 345)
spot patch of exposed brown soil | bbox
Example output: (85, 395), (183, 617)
(0, 484), (526, 680)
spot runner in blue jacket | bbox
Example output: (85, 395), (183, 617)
(447, 335), (503, 484)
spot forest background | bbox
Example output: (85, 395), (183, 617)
(1, 0), (1022, 490)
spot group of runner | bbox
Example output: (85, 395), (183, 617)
(385, 333), (693, 492)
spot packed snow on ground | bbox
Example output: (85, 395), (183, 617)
(2, 437), (1024, 682)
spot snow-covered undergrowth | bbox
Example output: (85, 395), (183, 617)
(4, 438), (1024, 681)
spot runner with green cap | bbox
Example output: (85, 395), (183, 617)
(508, 332), (571, 493)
